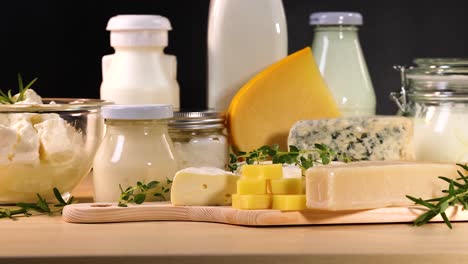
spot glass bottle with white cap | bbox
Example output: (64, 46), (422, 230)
(93, 104), (178, 202)
(310, 12), (376, 116)
(100, 15), (180, 108)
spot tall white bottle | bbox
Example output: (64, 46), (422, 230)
(208, 0), (288, 111)
(100, 15), (180, 107)
(310, 12), (376, 116)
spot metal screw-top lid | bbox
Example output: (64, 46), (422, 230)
(102, 104), (173, 120)
(169, 110), (225, 130)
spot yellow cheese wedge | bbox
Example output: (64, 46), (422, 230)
(306, 161), (461, 211)
(272, 195), (307, 211)
(270, 178), (303, 194)
(237, 179), (267, 195)
(227, 47), (341, 152)
(241, 164), (283, 180)
(232, 194), (271, 210)
(170, 167), (239, 206)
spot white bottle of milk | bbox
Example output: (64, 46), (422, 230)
(310, 12), (376, 116)
(100, 15), (180, 108)
(208, 0), (288, 111)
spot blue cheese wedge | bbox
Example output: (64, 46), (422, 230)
(288, 116), (414, 161)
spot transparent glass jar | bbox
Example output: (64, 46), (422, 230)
(93, 105), (178, 202)
(310, 12), (376, 116)
(391, 58), (468, 163)
(168, 110), (228, 169)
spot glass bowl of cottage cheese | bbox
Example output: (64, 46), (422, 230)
(0, 89), (108, 203)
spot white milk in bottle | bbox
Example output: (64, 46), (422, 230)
(100, 15), (180, 107)
(208, 0), (288, 111)
(310, 12), (376, 116)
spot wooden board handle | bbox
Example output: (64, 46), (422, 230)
(63, 202), (468, 226)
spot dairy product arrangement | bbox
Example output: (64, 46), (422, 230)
(1, 8), (466, 231)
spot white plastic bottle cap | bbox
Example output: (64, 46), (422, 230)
(309, 12), (363, 26)
(101, 104), (174, 120)
(106, 15), (172, 47)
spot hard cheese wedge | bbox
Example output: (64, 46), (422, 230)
(227, 47), (341, 152)
(306, 161), (460, 211)
(171, 167), (239, 206)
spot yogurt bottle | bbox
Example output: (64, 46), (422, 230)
(100, 15), (180, 107)
(310, 12), (376, 116)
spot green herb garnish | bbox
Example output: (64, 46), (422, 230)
(0, 74), (38, 104)
(406, 163), (468, 229)
(118, 178), (173, 207)
(0, 188), (75, 219)
(228, 143), (349, 173)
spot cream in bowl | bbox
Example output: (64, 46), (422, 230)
(0, 89), (108, 203)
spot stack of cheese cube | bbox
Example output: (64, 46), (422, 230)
(232, 164), (306, 211)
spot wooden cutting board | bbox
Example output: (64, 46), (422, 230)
(62, 202), (468, 226)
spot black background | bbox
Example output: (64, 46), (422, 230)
(0, 0), (467, 114)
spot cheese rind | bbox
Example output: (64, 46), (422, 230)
(288, 116), (414, 161)
(227, 47), (341, 151)
(306, 161), (460, 210)
(170, 167), (239, 206)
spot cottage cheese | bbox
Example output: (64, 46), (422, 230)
(0, 90), (87, 203)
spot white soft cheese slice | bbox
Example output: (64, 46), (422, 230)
(10, 119), (40, 165)
(306, 161), (461, 211)
(35, 118), (78, 164)
(0, 125), (17, 165)
(171, 167), (240, 206)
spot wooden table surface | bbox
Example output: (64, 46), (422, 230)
(2, 175), (468, 264)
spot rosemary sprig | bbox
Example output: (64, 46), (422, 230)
(118, 178), (173, 207)
(0, 188), (75, 219)
(228, 143), (349, 173)
(0, 74), (38, 104)
(406, 163), (468, 229)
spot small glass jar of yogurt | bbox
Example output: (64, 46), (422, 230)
(93, 104), (178, 202)
(391, 58), (468, 163)
(169, 110), (228, 170)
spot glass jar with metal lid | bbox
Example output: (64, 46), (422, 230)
(391, 58), (468, 163)
(168, 110), (228, 169)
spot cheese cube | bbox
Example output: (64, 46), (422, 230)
(171, 167), (239, 206)
(272, 195), (306, 211)
(232, 194), (271, 210)
(237, 179), (267, 195)
(270, 178), (303, 194)
(241, 164), (282, 180)
(306, 161), (461, 210)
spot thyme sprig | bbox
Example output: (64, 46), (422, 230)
(0, 74), (38, 104)
(0, 188), (75, 219)
(118, 178), (173, 207)
(406, 164), (468, 229)
(228, 143), (349, 173)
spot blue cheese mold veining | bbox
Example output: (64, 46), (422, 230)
(287, 116), (414, 161)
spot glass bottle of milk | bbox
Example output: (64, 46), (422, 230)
(208, 0), (288, 112)
(310, 12), (376, 116)
(100, 15), (180, 108)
